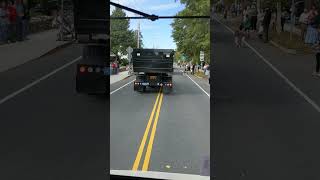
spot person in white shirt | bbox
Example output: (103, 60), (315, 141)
(299, 9), (309, 41)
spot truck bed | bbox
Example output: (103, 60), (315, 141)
(73, 0), (108, 35)
(132, 49), (174, 73)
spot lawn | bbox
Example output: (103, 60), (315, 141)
(195, 71), (207, 78)
(270, 31), (313, 54)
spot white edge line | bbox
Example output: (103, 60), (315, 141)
(0, 56), (82, 106)
(110, 79), (135, 95)
(214, 16), (320, 113)
(185, 73), (210, 98)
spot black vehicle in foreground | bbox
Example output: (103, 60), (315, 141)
(132, 49), (174, 93)
(73, 0), (109, 94)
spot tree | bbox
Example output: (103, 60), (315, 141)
(111, 7), (142, 62)
(171, 0), (210, 64)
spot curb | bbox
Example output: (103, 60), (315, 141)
(270, 40), (297, 55)
(216, 14), (299, 55)
(38, 40), (75, 58)
(110, 75), (131, 85)
(0, 40), (75, 73)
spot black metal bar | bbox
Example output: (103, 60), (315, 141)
(110, 1), (209, 21)
(111, 16), (210, 20)
(110, 1), (152, 18)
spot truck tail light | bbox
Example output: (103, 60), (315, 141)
(79, 66), (86, 73)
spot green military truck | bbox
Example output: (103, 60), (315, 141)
(132, 49), (174, 93)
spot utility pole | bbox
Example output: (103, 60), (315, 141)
(137, 20), (140, 48)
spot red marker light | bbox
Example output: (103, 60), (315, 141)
(79, 66), (86, 73)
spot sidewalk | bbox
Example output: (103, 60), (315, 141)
(110, 71), (130, 84)
(219, 14), (301, 36)
(214, 13), (320, 107)
(0, 29), (71, 73)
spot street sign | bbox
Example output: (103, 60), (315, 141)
(127, 46), (133, 62)
(200, 51), (204, 62)
(126, 46), (133, 53)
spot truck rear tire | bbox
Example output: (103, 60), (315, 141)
(163, 87), (172, 94)
(134, 85), (145, 93)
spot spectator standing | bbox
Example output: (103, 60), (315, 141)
(236, 3), (240, 16)
(223, 8), (228, 19)
(305, 6), (319, 45)
(243, 14), (251, 38)
(116, 61), (119, 74)
(191, 64), (195, 75)
(280, 9), (287, 32)
(313, 36), (320, 76)
(299, 9), (309, 41)
(270, 11), (277, 32)
(257, 9), (265, 39)
(7, 0), (17, 43)
(235, 24), (245, 47)
(249, 5), (258, 31)
(0, 1), (8, 44)
(242, 6), (249, 19)
(15, 0), (24, 41)
(263, 7), (272, 43)
(22, 1), (30, 40)
(111, 62), (116, 75)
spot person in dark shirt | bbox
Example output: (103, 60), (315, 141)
(313, 30), (320, 77)
(7, 0), (17, 42)
(15, 0), (24, 41)
(263, 7), (272, 43)
(22, 2), (30, 40)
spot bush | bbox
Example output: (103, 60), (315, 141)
(120, 58), (129, 66)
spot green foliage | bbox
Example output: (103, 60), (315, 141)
(111, 7), (143, 63)
(174, 51), (182, 62)
(111, 8), (134, 55)
(171, 0), (210, 64)
(120, 58), (129, 66)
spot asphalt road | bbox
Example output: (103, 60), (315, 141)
(110, 69), (210, 175)
(212, 19), (320, 180)
(0, 42), (210, 179)
(0, 44), (108, 180)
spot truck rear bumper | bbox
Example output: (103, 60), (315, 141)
(133, 81), (173, 87)
(76, 74), (107, 94)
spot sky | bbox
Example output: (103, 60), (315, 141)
(110, 0), (186, 50)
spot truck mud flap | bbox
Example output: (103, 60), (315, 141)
(162, 86), (172, 94)
(134, 84), (146, 92)
(76, 75), (107, 94)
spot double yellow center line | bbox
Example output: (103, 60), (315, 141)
(132, 88), (164, 171)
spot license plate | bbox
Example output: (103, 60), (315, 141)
(142, 82), (149, 86)
(149, 76), (157, 80)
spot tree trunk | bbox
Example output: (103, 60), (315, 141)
(276, 2), (281, 34)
